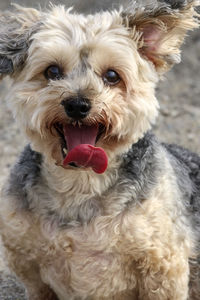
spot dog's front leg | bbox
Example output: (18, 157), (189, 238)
(24, 280), (59, 300)
(0, 211), (59, 300)
(4, 250), (59, 300)
(136, 257), (189, 300)
(119, 196), (191, 300)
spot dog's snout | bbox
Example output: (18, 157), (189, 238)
(61, 97), (91, 120)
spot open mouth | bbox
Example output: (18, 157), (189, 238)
(54, 123), (108, 174)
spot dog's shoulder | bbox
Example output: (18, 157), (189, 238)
(4, 145), (42, 209)
(163, 142), (200, 237)
(163, 142), (200, 189)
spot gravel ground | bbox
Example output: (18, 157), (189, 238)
(0, 0), (199, 299)
(0, 273), (26, 300)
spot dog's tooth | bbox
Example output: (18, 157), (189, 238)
(63, 148), (68, 154)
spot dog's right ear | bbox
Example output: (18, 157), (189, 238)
(0, 5), (41, 79)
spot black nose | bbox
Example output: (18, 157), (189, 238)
(61, 97), (91, 120)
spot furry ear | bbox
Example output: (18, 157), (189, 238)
(0, 5), (41, 78)
(122, 0), (199, 73)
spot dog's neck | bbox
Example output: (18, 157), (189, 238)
(42, 158), (120, 197)
(34, 155), (120, 226)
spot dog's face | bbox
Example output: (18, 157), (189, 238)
(0, 2), (198, 172)
(10, 7), (160, 169)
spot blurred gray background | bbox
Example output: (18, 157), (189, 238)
(0, 0), (199, 299)
(0, 0), (130, 12)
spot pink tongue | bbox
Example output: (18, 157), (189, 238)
(63, 124), (108, 174)
(63, 144), (108, 174)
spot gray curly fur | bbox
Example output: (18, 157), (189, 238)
(163, 142), (200, 295)
(5, 145), (43, 210)
(159, 0), (190, 9)
(164, 143), (200, 242)
(0, 13), (41, 75)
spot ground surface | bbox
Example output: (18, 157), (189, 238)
(0, 0), (200, 299)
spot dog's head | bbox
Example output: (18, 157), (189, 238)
(0, 1), (199, 173)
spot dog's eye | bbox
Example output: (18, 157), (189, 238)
(45, 65), (63, 80)
(103, 70), (121, 86)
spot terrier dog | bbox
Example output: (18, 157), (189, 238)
(0, 0), (200, 299)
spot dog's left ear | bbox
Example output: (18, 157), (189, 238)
(0, 5), (41, 79)
(122, 0), (199, 73)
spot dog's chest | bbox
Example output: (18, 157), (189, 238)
(40, 214), (137, 299)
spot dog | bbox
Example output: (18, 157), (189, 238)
(0, 0), (199, 299)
